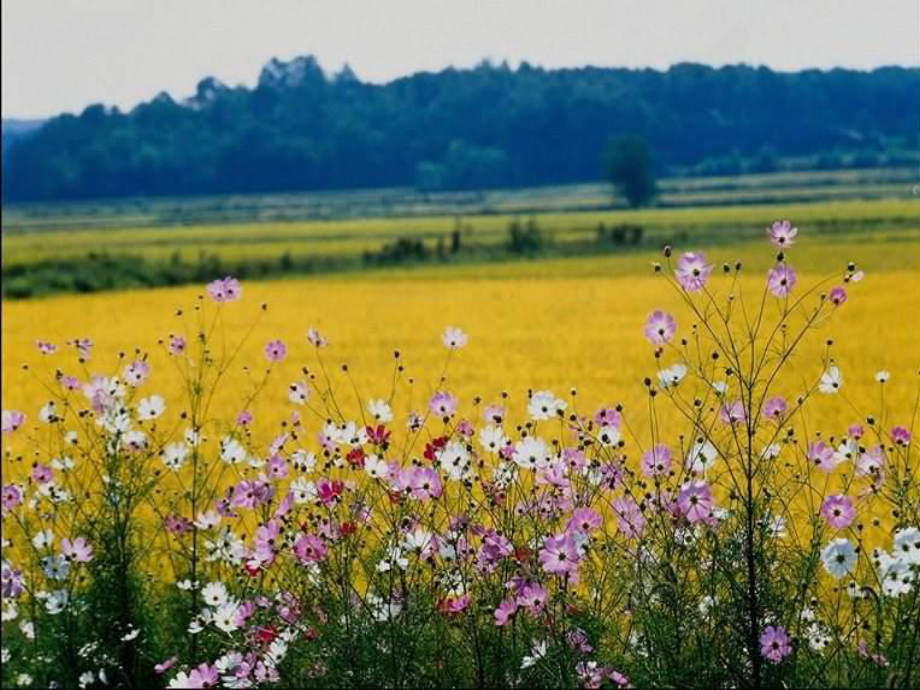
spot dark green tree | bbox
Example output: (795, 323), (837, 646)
(604, 136), (657, 208)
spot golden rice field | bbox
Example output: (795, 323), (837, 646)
(3, 232), (919, 446)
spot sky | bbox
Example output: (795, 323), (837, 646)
(3, 0), (918, 119)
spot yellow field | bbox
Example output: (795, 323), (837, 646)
(3, 235), (919, 451)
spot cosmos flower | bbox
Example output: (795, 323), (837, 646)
(767, 220), (798, 248)
(760, 625), (791, 663)
(829, 286), (847, 306)
(678, 481), (714, 523)
(644, 310), (677, 345)
(442, 327), (468, 350)
(821, 538), (857, 578)
(818, 367), (843, 394)
(207, 277), (242, 303)
(641, 445), (673, 477)
(821, 495), (855, 529)
(675, 252), (713, 292)
(762, 396), (787, 422)
(528, 391), (567, 421)
(767, 264), (797, 298)
(264, 340), (287, 362)
(61, 537), (94, 563)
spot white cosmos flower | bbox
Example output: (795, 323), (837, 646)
(367, 399), (393, 423)
(442, 327), (468, 350)
(879, 556), (913, 597)
(161, 442), (189, 470)
(597, 425), (620, 447)
(479, 425), (508, 453)
(438, 440), (470, 481)
(364, 455), (389, 479)
(137, 395), (165, 420)
(527, 391), (566, 421)
(32, 530), (54, 549)
(288, 381), (310, 405)
(202, 581), (229, 607)
(123, 430), (147, 450)
(194, 510), (221, 530)
(45, 590), (68, 615)
(292, 450), (317, 472)
(220, 436), (247, 464)
(291, 477), (318, 504)
(875, 371), (890, 383)
(686, 441), (718, 473)
(39, 402), (58, 424)
(894, 527), (920, 564)
(821, 538), (857, 578)
(50, 456), (75, 471)
(657, 363), (688, 389)
(818, 367), (843, 394)
(512, 437), (550, 470)
(521, 639), (548, 669)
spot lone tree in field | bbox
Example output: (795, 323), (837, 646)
(605, 136), (657, 208)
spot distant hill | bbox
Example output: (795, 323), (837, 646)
(2, 58), (918, 202)
(2, 118), (45, 161)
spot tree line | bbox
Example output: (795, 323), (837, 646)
(3, 57), (917, 201)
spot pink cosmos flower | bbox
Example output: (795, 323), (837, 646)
(294, 533), (328, 563)
(719, 400), (746, 425)
(563, 448), (588, 471)
(252, 520), (281, 564)
(2, 484), (24, 515)
(31, 463), (53, 485)
(675, 252), (713, 292)
(847, 424), (864, 440)
(409, 467), (443, 500)
(154, 658), (177, 675)
(808, 440), (836, 472)
(612, 496), (646, 539)
(760, 625), (791, 663)
(1, 410), (25, 434)
(767, 264), (797, 298)
(267, 455), (289, 480)
(516, 581), (548, 614)
(124, 360), (150, 386)
(568, 507), (602, 534)
(36, 340), (57, 355)
(237, 410), (253, 426)
(829, 286), (847, 306)
(891, 426), (912, 446)
(762, 396), (788, 422)
(186, 663), (220, 689)
(164, 515), (192, 535)
(429, 391), (458, 418)
(767, 220), (798, 248)
(644, 310), (677, 346)
(307, 328), (328, 348)
(821, 494), (855, 529)
(678, 481), (714, 524)
(593, 407), (621, 428)
(61, 375), (82, 390)
(316, 477), (344, 506)
(483, 404), (505, 424)
(69, 337), (94, 359)
(264, 340), (287, 362)
(641, 445), (673, 477)
(62, 537), (94, 563)
(539, 533), (580, 576)
(2, 562), (24, 598)
(168, 335), (187, 355)
(207, 276), (242, 303)
(494, 597), (517, 626)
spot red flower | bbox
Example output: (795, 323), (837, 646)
(366, 424), (391, 446)
(256, 625), (277, 645)
(424, 437), (447, 462)
(346, 447), (366, 468)
(340, 521), (356, 536)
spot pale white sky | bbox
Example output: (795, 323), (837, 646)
(3, 0), (918, 119)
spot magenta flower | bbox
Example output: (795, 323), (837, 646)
(644, 310), (677, 346)
(207, 276), (242, 303)
(848, 424), (864, 440)
(494, 597), (518, 626)
(675, 252), (713, 292)
(762, 396), (787, 422)
(641, 444), (673, 478)
(294, 533), (328, 564)
(429, 391), (458, 418)
(719, 400), (746, 425)
(808, 440), (836, 472)
(829, 285), (847, 306)
(568, 507), (602, 535)
(767, 220), (798, 248)
(236, 410), (253, 426)
(767, 264), (797, 298)
(821, 494), (855, 529)
(1, 410), (25, 434)
(62, 537), (94, 563)
(265, 340), (287, 362)
(539, 533), (580, 576)
(891, 426), (912, 446)
(760, 625), (791, 663)
(678, 481), (714, 524)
